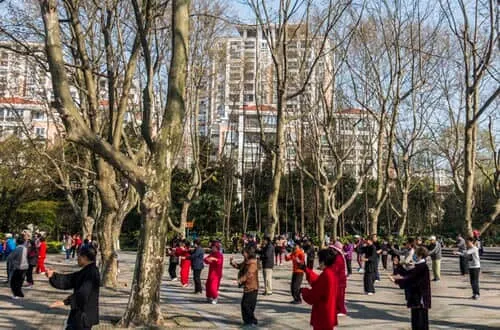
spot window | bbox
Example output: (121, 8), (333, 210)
(243, 94), (254, 102)
(35, 127), (46, 138)
(32, 111), (45, 121)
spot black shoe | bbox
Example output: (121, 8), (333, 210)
(290, 300), (302, 305)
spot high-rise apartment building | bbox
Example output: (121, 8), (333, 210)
(0, 42), (59, 142)
(200, 25), (333, 175)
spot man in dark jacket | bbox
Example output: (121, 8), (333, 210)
(190, 239), (205, 294)
(25, 237), (38, 288)
(362, 236), (378, 295)
(303, 239), (315, 270)
(258, 236), (274, 295)
(47, 246), (100, 330)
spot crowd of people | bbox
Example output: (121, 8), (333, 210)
(0, 229), (485, 330)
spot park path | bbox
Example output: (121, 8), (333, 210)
(1, 252), (500, 329)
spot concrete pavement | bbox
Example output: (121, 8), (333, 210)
(0, 252), (499, 329)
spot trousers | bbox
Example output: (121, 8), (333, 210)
(291, 272), (304, 302)
(262, 268), (273, 294)
(364, 271), (376, 293)
(432, 259), (441, 280)
(193, 269), (202, 293)
(469, 267), (480, 296)
(10, 269), (26, 297)
(411, 307), (429, 330)
(241, 290), (258, 325)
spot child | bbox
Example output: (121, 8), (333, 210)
(204, 241), (223, 304)
(390, 246), (431, 330)
(454, 237), (481, 299)
(231, 246), (259, 327)
(285, 241), (305, 304)
(301, 248), (340, 330)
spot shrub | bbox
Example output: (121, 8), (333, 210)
(47, 241), (62, 254)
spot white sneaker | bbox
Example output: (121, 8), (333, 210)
(11, 296), (20, 300)
(337, 313), (346, 317)
(367, 292), (374, 296)
(39, 272), (46, 275)
(211, 299), (218, 304)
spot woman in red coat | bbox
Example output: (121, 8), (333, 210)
(330, 242), (348, 316)
(204, 241), (224, 303)
(176, 241), (192, 287)
(36, 237), (47, 274)
(301, 248), (339, 330)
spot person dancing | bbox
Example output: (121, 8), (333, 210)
(204, 241), (223, 304)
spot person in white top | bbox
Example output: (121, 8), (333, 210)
(454, 237), (481, 300)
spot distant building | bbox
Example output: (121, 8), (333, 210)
(0, 42), (59, 142)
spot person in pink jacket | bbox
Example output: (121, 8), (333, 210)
(204, 241), (224, 304)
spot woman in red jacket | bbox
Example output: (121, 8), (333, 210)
(330, 242), (348, 316)
(175, 241), (192, 287)
(301, 248), (339, 330)
(36, 237), (47, 274)
(204, 241), (224, 304)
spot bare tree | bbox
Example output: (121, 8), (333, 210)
(38, 0), (190, 325)
(440, 0), (499, 236)
(477, 117), (500, 234)
(246, 0), (353, 238)
(346, 0), (439, 234)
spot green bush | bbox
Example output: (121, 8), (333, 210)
(47, 241), (62, 254)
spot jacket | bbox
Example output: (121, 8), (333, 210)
(259, 243), (274, 269)
(301, 266), (339, 330)
(38, 241), (47, 259)
(239, 258), (259, 292)
(49, 263), (100, 330)
(190, 246), (205, 270)
(27, 239), (38, 266)
(364, 244), (378, 273)
(396, 261), (431, 309)
(343, 243), (354, 260)
(6, 237), (16, 254)
(427, 242), (442, 260)
(7, 245), (28, 271)
(285, 248), (305, 273)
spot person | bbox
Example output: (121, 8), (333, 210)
(285, 241), (305, 304)
(175, 241), (192, 287)
(64, 234), (73, 261)
(381, 239), (390, 270)
(362, 236), (378, 295)
(0, 238), (4, 261)
(190, 239), (205, 294)
(427, 236), (442, 281)
(456, 234), (468, 276)
(390, 246), (431, 330)
(393, 238), (416, 271)
(247, 235), (257, 249)
(330, 242), (347, 316)
(230, 246), (259, 327)
(343, 240), (354, 276)
(5, 233), (16, 258)
(47, 246), (100, 330)
(354, 235), (365, 273)
(204, 241), (223, 304)
(232, 235), (239, 253)
(301, 248), (340, 330)
(25, 236), (38, 288)
(303, 239), (315, 270)
(7, 237), (28, 299)
(258, 236), (274, 295)
(71, 234), (78, 259)
(372, 234), (382, 281)
(36, 236), (47, 274)
(454, 237), (481, 299)
(473, 230), (484, 256)
(167, 242), (179, 281)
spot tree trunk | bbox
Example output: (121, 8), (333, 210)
(464, 122), (476, 236)
(300, 170), (305, 234)
(331, 214), (339, 243)
(369, 208), (381, 236)
(397, 189), (409, 237)
(98, 210), (119, 288)
(82, 216), (95, 240)
(480, 198), (500, 235)
(120, 188), (169, 326)
(178, 200), (190, 239)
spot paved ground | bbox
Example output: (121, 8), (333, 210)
(0, 252), (499, 330)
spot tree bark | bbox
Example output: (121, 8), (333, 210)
(120, 187), (169, 326)
(464, 121), (476, 236)
(480, 198), (500, 235)
(397, 189), (409, 237)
